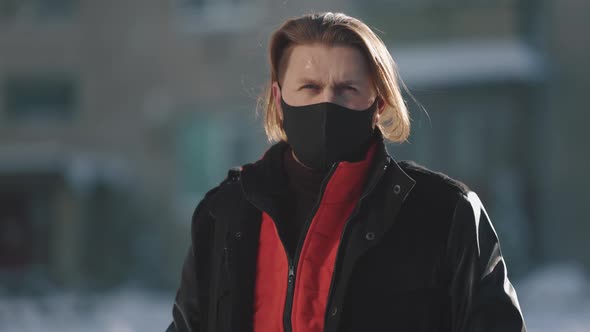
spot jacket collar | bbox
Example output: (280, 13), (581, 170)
(240, 129), (416, 214)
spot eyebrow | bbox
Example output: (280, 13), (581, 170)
(295, 78), (360, 86)
(295, 78), (322, 86)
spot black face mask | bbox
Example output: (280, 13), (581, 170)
(281, 96), (378, 171)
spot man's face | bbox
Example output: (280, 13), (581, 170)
(272, 44), (381, 117)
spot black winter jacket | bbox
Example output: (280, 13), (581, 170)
(166, 137), (527, 332)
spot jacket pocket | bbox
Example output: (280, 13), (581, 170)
(215, 234), (233, 332)
(216, 293), (228, 332)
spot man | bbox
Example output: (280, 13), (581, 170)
(166, 12), (527, 332)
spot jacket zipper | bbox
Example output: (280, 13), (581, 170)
(323, 160), (389, 328)
(283, 163), (339, 332)
(283, 259), (295, 332)
(244, 158), (387, 332)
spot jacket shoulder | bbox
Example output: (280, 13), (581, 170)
(395, 160), (473, 242)
(190, 167), (243, 216)
(397, 160), (470, 198)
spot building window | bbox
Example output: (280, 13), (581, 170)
(176, 0), (262, 34)
(179, 0), (205, 7)
(0, 0), (76, 21)
(0, 191), (33, 268)
(174, 107), (266, 223)
(179, 0), (242, 9)
(176, 111), (259, 193)
(2, 76), (77, 120)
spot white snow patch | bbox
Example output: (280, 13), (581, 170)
(0, 289), (172, 332)
(1, 264), (589, 331)
(517, 263), (590, 332)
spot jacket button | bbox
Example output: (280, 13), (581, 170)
(365, 232), (375, 241)
(393, 184), (401, 194)
(330, 306), (338, 316)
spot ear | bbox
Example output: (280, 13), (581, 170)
(376, 95), (386, 115)
(272, 81), (283, 121)
(373, 96), (385, 128)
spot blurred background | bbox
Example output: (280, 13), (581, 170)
(0, 0), (588, 331)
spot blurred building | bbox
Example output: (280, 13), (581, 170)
(0, 0), (351, 290)
(355, 1), (546, 277)
(354, 0), (590, 276)
(0, 0), (588, 292)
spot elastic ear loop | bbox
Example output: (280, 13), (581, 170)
(274, 81), (286, 135)
(371, 96), (381, 128)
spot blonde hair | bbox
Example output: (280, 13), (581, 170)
(259, 12), (411, 143)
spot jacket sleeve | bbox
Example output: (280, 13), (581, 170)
(166, 245), (201, 332)
(446, 191), (527, 332)
(166, 186), (220, 332)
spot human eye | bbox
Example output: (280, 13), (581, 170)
(300, 84), (320, 90)
(338, 85), (358, 94)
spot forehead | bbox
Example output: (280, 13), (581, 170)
(280, 44), (371, 82)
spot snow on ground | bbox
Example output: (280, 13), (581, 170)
(0, 264), (589, 331)
(517, 263), (590, 332)
(0, 289), (173, 332)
